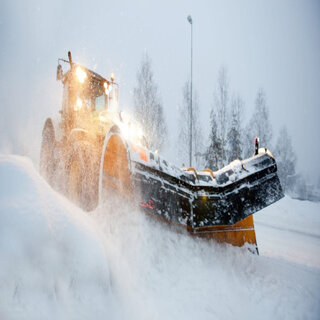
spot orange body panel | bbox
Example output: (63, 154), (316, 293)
(102, 134), (132, 197)
(131, 142), (148, 162)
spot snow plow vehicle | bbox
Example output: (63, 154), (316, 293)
(40, 52), (284, 250)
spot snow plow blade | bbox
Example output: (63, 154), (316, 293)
(101, 134), (284, 248)
(190, 216), (257, 249)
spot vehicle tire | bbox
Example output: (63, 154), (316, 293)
(40, 118), (56, 186)
(100, 132), (133, 205)
(66, 140), (100, 211)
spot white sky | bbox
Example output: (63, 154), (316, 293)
(0, 0), (319, 179)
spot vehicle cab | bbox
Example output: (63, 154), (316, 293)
(56, 53), (119, 136)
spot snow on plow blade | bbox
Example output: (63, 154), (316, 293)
(101, 134), (284, 248)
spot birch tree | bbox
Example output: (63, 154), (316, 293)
(244, 88), (272, 157)
(274, 126), (296, 192)
(214, 67), (229, 167)
(227, 95), (244, 162)
(133, 53), (167, 151)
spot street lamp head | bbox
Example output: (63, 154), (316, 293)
(187, 15), (192, 24)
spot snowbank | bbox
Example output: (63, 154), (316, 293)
(0, 154), (319, 320)
(95, 198), (320, 320)
(0, 155), (114, 320)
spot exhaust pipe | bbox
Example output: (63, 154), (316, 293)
(68, 51), (73, 67)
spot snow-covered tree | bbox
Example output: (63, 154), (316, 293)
(293, 174), (307, 200)
(213, 67), (229, 166)
(207, 66), (230, 168)
(133, 53), (167, 151)
(244, 88), (272, 157)
(176, 80), (204, 168)
(274, 126), (296, 192)
(227, 95), (244, 162)
(205, 109), (222, 171)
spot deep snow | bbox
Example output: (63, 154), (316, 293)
(0, 154), (319, 320)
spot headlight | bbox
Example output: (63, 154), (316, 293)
(76, 66), (87, 83)
(99, 111), (108, 122)
(137, 127), (143, 140)
(74, 98), (83, 111)
(118, 111), (144, 144)
(104, 82), (112, 95)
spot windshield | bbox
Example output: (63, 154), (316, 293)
(95, 94), (105, 111)
(73, 79), (107, 112)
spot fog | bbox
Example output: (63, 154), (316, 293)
(0, 0), (319, 178)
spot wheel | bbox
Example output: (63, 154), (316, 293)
(66, 140), (100, 211)
(40, 118), (56, 185)
(100, 132), (133, 204)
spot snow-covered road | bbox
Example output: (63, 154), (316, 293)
(0, 155), (319, 320)
(255, 196), (320, 269)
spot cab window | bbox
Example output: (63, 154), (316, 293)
(95, 94), (105, 110)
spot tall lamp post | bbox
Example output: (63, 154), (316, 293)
(187, 15), (193, 167)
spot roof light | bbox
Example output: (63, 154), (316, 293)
(110, 73), (114, 82)
(75, 66), (87, 83)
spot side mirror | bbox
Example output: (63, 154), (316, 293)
(56, 64), (63, 81)
(114, 86), (119, 103)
